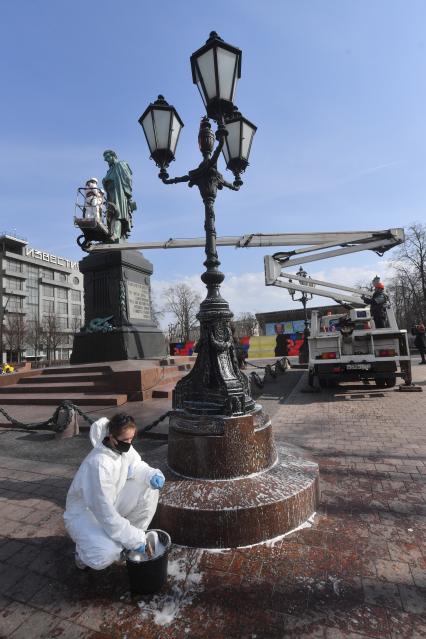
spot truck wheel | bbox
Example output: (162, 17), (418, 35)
(374, 378), (387, 388)
(308, 372), (315, 387)
(384, 375), (396, 388)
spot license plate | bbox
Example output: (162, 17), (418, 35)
(346, 364), (371, 370)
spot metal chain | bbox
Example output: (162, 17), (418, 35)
(0, 401), (168, 435)
(139, 411), (171, 435)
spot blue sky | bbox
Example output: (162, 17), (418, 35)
(1, 1), (425, 315)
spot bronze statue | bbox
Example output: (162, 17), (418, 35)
(102, 150), (137, 242)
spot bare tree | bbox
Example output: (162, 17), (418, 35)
(26, 317), (45, 361)
(150, 290), (164, 328)
(43, 313), (68, 364)
(388, 222), (426, 328)
(162, 283), (201, 342)
(233, 312), (258, 337)
(70, 316), (82, 334)
(3, 313), (26, 362)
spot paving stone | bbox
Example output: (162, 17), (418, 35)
(362, 578), (402, 610)
(7, 608), (60, 638)
(375, 560), (414, 584)
(0, 600), (35, 637)
(398, 584), (426, 614)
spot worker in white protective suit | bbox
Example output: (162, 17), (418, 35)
(63, 413), (165, 570)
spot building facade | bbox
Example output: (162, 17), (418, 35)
(0, 234), (84, 362)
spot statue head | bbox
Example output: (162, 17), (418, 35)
(103, 149), (117, 165)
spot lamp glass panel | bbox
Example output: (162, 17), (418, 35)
(169, 113), (182, 155)
(154, 109), (172, 150)
(141, 112), (156, 154)
(224, 120), (241, 160)
(217, 47), (238, 101)
(196, 48), (216, 101)
(222, 137), (230, 163)
(241, 121), (255, 159)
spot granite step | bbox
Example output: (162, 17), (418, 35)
(0, 382), (106, 394)
(18, 372), (109, 384)
(152, 382), (177, 399)
(40, 365), (112, 375)
(0, 393), (127, 406)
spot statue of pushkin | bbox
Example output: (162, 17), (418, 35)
(102, 149), (137, 242)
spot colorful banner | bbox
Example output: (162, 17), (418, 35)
(170, 341), (196, 356)
(170, 335), (306, 359)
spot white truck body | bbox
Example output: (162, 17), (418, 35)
(308, 306), (411, 388)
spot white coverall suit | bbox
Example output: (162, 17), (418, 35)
(63, 418), (163, 570)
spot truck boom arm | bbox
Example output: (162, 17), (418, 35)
(87, 228), (404, 256)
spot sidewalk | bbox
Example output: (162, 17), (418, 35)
(0, 361), (425, 638)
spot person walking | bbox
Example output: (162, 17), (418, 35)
(63, 413), (165, 570)
(413, 323), (426, 364)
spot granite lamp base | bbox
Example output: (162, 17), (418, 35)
(153, 410), (320, 548)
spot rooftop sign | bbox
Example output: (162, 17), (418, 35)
(25, 247), (79, 270)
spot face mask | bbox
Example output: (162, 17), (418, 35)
(115, 440), (131, 454)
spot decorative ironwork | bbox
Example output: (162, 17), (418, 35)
(157, 118), (255, 416)
(141, 33), (257, 418)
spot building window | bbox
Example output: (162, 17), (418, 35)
(43, 285), (54, 297)
(42, 269), (54, 280)
(5, 277), (23, 291)
(57, 317), (68, 329)
(73, 276), (80, 285)
(56, 272), (67, 283)
(57, 302), (68, 315)
(26, 303), (38, 319)
(27, 288), (38, 303)
(71, 290), (81, 302)
(56, 287), (67, 300)
(43, 300), (54, 313)
(6, 259), (22, 273)
(27, 266), (39, 287)
(7, 296), (23, 312)
(71, 304), (81, 316)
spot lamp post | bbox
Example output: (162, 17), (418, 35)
(139, 31), (257, 417)
(288, 266), (314, 364)
(138, 33), (319, 548)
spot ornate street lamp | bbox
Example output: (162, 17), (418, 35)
(138, 95), (184, 173)
(190, 31), (241, 121)
(139, 34), (257, 418)
(288, 266), (314, 364)
(138, 33), (319, 551)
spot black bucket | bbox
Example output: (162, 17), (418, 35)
(126, 529), (171, 595)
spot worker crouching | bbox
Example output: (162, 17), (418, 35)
(63, 413), (165, 570)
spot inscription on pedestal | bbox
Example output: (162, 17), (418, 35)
(126, 280), (151, 321)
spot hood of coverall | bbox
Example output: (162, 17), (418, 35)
(89, 417), (110, 448)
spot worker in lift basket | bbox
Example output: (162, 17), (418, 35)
(362, 281), (389, 329)
(63, 413), (165, 570)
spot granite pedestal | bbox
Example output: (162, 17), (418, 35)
(71, 249), (166, 363)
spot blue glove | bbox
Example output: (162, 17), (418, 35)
(134, 544), (146, 553)
(150, 473), (165, 489)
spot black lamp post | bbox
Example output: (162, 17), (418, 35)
(288, 266), (314, 364)
(139, 32), (257, 417)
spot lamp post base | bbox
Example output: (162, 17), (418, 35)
(153, 409), (319, 548)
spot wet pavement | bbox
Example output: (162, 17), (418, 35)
(0, 360), (425, 638)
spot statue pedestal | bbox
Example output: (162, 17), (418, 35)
(153, 407), (319, 548)
(71, 249), (166, 364)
